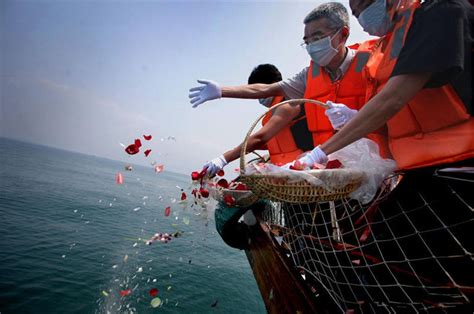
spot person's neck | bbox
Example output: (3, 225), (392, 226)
(325, 46), (348, 73)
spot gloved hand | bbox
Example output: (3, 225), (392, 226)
(325, 101), (358, 130)
(203, 155), (228, 177)
(189, 79), (222, 108)
(295, 146), (328, 169)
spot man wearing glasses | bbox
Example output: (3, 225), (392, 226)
(189, 2), (387, 171)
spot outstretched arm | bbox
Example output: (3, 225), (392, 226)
(189, 80), (284, 108)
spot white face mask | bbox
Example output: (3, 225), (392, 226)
(258, 97), (273, 107)
(358, 0), (394, 36)
(306, 28), (342, 67)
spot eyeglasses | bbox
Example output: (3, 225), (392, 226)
(300, 29), (340, 49)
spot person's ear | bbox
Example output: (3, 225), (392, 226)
(341, 26), (350, 40)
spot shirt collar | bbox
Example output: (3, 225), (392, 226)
(324, 47), (355, 82)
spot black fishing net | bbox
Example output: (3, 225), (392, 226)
(261, 168), (474, 313)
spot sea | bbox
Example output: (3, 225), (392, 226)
(0, 138), (265, 313)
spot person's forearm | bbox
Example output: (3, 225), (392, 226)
(221, 83), (284, 99)
(320, 73), (430, 155)
(223, 135), (266, 164)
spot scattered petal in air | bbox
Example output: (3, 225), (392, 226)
(154, 165), (164, 173)
(165, 206), (171, 217)
(116, 172), (124, 185)
(144, 149), (152, 157)
(180, 192), (187, 201)
(199, 188), (209, 198)
(151, 297), (162, 308)
(134, 138), (142, 148)
(149, 288), (159, 297)
(102, 290), (109, 297)
(120, 289), (132, 297)
(143, 135), (152, 141)
(183, 216), (190, 225)
(125, 144), (140, 155)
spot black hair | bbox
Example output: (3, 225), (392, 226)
(247, 64), (282, 84)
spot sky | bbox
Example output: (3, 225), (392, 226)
(0, 0), (372, 175)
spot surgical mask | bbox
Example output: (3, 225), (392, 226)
(358, 0), (394, 36)
(306, 29), (342, 67)
(258, 97), (273, 107)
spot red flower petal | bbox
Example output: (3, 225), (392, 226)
(149, 288), (159, 297)
(116, 172), (124, 185)
(223, 194), (235, 206)
(120, 289), (132, 297)
(199, 188), (209, 198)
(164, 206), (171, 217)
(144, 149), (152, 157)
(234, 183), (247, 191)
(154, 164), (164, 173)
(217, 179), (229, 189)
(134, 139), (142, 148)
(143, 135), (152, 141)
(191, 171), (200, 181)
(217, 170), (225, 177)
(191, 188), (198, 197)
(181, 192), (187, 201)
(326, 159), (343, 169)
(125, 144), (140, 155)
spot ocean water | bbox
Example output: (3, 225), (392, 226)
(0, 138), (265, 313)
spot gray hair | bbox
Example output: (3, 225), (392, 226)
(304, 2), (349, 30)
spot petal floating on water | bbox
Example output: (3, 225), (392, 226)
(165, 206), (171, 217)
(150, 297), (162, 308)
(149, 288), (159, 297)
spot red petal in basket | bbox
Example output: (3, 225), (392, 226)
(164, 206), (171, 217)
(144, 149), (152, 157)
(199, 188), (209, 198)
(234, 183), (248, 191)
(289, 160), (306, 170)
(143, 135), (152, 141)
(217, 170), (225, 177)
(326, 159), (343, 169)
(217, 179), (229, 189)
(223, 194), (235, 206)
(120, 289), (132, 297)
(149, 288), (159, 297)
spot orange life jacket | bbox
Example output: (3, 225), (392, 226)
(366, 0), (474, 170)
(303, 40), (390, 157)
(262, 96), (312, 165)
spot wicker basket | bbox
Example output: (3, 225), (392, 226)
(209, 187), (259, 208)
(239, 98), (364, 204)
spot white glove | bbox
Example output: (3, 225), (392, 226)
(189, 79), (222, 108)
(325, 101), (358, 129)
(203, 155), (228, 177)
(296, 146), (328, 169)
